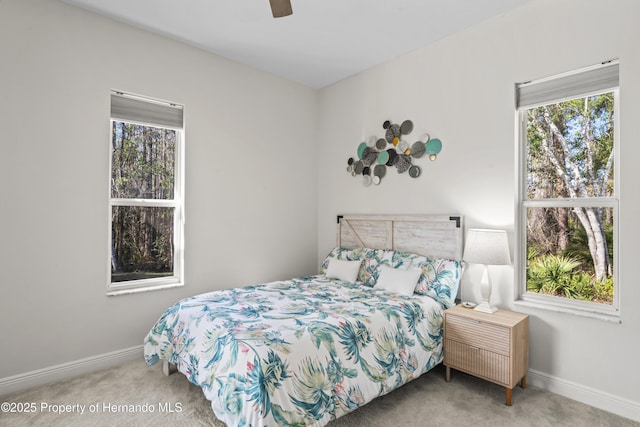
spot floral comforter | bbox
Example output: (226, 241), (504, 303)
(144, 275), (445, 427)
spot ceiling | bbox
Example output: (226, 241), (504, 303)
(60, 0), (533, 89)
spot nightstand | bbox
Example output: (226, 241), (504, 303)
(444, 304), (529, 406)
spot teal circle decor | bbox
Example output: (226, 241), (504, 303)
(347, 119), (440, 186)
(377, 150), (389, 165)
(426, 138), (442, 155)
(357, 142), (367, 159)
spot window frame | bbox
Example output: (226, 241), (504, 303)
(514, 61), (620, 322)
(107, 91), (185, 296)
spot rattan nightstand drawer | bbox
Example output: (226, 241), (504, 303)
(444, 339), (510, 385)
(445, 313), (510, 355)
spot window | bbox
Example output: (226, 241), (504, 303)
(515, 61), (619, 320)
(108, 91), (184, 295)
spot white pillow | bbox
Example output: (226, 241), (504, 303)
(374, 266), (421, 296)
(325, 259), (362, 282)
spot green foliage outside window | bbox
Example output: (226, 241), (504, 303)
(525, 92), (615, 305)
(111, 122), (176, 282)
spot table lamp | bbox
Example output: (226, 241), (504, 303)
(463, 229), (511, 313)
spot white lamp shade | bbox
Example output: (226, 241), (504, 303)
(463, 229), (511, 266)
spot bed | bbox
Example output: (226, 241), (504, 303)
(144, 214), (464, 426)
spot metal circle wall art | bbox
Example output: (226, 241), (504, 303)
(345, 119), (443, 186)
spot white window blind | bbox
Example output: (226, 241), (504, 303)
(110, 92), (183, 129)
(516, 61), (619, 109)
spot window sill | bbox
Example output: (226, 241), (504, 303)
(514, 295), (621, 324)
(107, 281), (183, 296)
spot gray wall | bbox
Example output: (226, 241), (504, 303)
(1, 0), (639, 421)
(316, 0), (640, 417)
(0, 0), (318, 377)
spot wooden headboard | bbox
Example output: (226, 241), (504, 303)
(336, 214), (464, 260)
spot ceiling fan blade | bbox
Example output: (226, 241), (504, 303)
(269, 0), (292, 18)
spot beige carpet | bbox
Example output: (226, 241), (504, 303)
(0, 359), (637, 426)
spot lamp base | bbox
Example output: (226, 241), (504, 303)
(474, 301), (498, 314)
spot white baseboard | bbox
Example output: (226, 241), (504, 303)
(0, 345), (143, 397)
(2, 351), (639, 422)
(528, 368), (640, 423)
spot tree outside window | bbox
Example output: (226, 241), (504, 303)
(517, 61), (618, 316)
(108, 92), (184, 294)
(111, 122), (176, 282)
